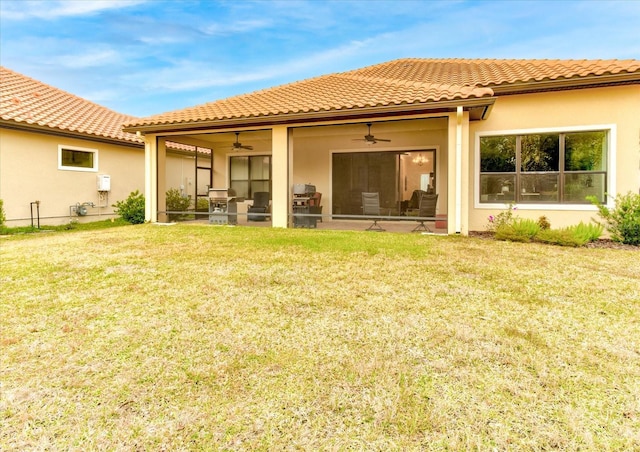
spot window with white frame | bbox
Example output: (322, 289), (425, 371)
(478, 129), (608, 205)
(58, 145), (98, 172)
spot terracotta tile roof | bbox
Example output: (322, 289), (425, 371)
(0, 66), (141, 144)
(124, 58), (640, 130)
(349, 58), (640, 88)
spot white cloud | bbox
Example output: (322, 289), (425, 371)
(79, 88), (122, 105)
(0, 0), (147, 20)
(201, 19), (273, 36)
(120, 37), (371, 94)
(58, 49), (122, 69)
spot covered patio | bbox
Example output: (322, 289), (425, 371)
(124, 60), (497, 235)
(143, 114), (486, 235)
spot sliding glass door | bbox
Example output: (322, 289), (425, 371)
(332, 150), (436, 216)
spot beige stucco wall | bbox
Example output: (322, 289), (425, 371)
(468, 85), (640, 231)
(0, 128), (144, 226)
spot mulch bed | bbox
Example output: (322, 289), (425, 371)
(468, 231), (639, 250)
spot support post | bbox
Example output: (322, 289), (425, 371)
(157, 138), (167, 223)
(144, 135), (158, 223)
(271, 126), (290, 228)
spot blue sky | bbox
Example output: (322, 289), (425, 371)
(1, 0), (639, 118)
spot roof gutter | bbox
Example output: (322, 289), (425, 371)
(123, 97), (496, 135)
(490, 73), (640, 95)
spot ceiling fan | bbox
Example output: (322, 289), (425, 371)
(353, 123), (391, 145)
(231, 132), (253, 151)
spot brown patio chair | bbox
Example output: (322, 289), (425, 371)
(310, 192), (322, 222)
(362, 192), (385, 231)
(412, 193), (438, 232)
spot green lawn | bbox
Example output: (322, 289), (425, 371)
(1, 224), (639, 450)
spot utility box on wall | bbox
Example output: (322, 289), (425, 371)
(97, 174), (111, 191)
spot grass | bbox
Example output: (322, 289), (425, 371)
(0, 218), (130, 236)
(1, 224), (639, 450)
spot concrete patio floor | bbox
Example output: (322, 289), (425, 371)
(186, 213), (448, 234)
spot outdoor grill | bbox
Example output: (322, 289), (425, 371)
(208, 188), (237, 225)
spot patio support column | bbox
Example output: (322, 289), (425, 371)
(447, 107), (470, 235)
(459, 108), (470, 236)
(144, 135), (157, 223)
(271, 126), (290, 228)
(157, 138), (168, 223)
(455, 107), (463, 233)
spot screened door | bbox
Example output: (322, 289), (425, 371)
(332, 152), (397, 215)
(332, 150), (436, 216)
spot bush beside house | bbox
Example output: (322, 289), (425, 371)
(113, 190), (145, 224)
(589, 192), (640, 245)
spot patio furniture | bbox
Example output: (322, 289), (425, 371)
(362, 192), (385, 231)
(310, 192), (322, 222)
(412, 193), (438, 232)
(403, 189), (430, 215)
(247, 191), (270, 221)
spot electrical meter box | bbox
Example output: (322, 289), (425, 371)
(97, 174), (111, 191)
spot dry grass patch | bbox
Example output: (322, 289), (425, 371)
(1, 224), (639, 450)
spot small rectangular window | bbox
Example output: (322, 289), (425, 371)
(58, 145), (98, 172)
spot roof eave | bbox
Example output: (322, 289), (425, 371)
(490, 73), (640, 95)
(1, 119), (143, 148)
(123, 97), (496, 135)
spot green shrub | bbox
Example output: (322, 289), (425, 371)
(166, 188), (192, 221)
(512, 218), (540, 238)
(535, 228), (586, 247)
(495, 225), (529, 242)
(113, 190), (145, 224)
(196, 197), (209, 211)
(0, 199), (5, 227)
(568, 221), (604, 243)
(588, 192), (640, 245)
(495, 218), (540, 242)
(533, 222), (601, 247)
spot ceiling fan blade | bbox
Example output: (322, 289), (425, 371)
(357, 123), (391, 143)
(231, 132), (254, 150)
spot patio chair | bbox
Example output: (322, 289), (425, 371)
(412, 193), (438, 232)
(362, 192), (385, 231)
(310, 192), (323, 222)
(247, 191), (270, 221)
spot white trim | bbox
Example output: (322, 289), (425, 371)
(476, 123), (616, 137)
(474, 124), (616, 210)
(58, 144), (99, 172)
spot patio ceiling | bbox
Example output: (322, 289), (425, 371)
(159, 118), (449, 152)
